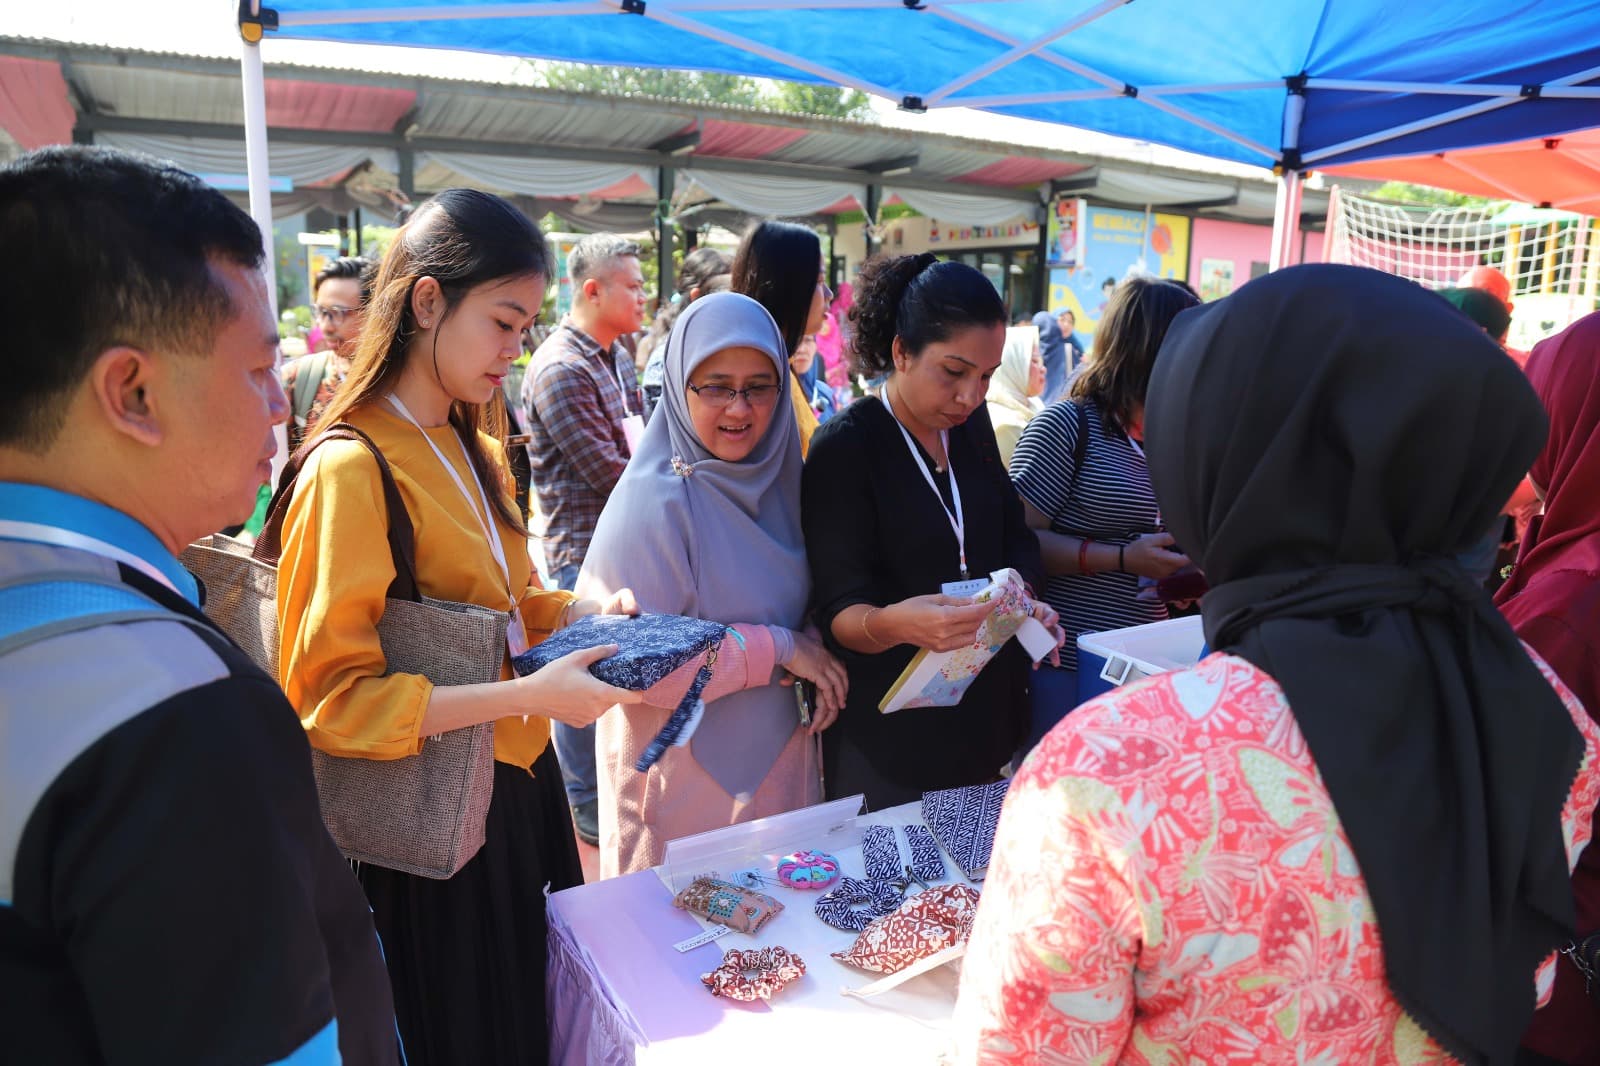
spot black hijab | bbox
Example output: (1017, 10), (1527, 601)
(1145, 264), (1583, 1066)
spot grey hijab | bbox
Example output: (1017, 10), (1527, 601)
(578, 292), (809, 798)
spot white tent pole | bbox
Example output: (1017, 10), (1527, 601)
(239, 5), (286, 478)
(1269, 87), (1306, 272)
(1307, 77), (1600, 99)
(241, 37), (277, 318)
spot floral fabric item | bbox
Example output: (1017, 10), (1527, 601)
(832, 884), (982, 975)
(672, 877), (783, 935)
(512, 612), (728, 770)
(922, 779), (1010, 880)
(953, 652), (1600, 1065)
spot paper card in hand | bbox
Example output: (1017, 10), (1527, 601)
(511, 613), (728, 771)
(878, 568), (1045, 713)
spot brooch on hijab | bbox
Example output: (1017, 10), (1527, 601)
(671, 454), (694, 478)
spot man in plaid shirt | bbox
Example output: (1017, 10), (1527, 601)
(521, 232), (647, 844)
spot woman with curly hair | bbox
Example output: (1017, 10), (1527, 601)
(801, 253), (1062, 810)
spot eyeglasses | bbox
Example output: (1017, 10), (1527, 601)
(686, 382), (782, 409)
(313, 304), (357, 324)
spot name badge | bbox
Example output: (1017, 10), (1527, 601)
(941, 578), (988, 599)
(507, 614), (530, 659)
(621, 414), (645, 454)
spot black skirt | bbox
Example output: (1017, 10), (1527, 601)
(358, 745), (583, 1066)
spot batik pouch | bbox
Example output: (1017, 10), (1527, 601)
(673, 877), (784, 935)
(830, 884), (982, 975)
(512, 613), (729, 771)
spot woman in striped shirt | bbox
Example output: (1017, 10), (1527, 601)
(1009, 277), (1199, 754)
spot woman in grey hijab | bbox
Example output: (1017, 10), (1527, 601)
(579, 292), (847, 877)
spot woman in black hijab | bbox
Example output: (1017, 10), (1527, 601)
(1150, 264), (1588, 1065)
(955, 264), (1598, 1066)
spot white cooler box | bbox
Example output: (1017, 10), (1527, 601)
(1075, 615), (1206, 705)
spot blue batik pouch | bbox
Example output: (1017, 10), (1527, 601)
(511, 613), (729, 772)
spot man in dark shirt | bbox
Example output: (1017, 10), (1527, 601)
(0, 147), (399, 1064)
(520, 232), (646, 844)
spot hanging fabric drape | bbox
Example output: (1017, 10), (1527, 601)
(683, 169), (862, 219)
(889, 185), (1032, 227)
(422, 150), (653, 199)
(99, 130), (393, 187)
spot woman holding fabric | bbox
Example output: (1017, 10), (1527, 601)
(954, 264), (1600, 1066)
(579, 291), (848, 877)
(1495, 311), (1600, 1066)
(731, 220), (831, 455)
(276, 189), (639, 1065)
(986, 323), (1045, 467)
(1009, 276), (1196, 754)
(803, 253), (1061, 812)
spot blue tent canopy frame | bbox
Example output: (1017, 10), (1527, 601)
(235, 0), (1600, 281)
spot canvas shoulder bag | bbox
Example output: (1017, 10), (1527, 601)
(182, 422), (502, 879)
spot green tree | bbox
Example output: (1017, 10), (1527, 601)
(1370, 181), (1494, 210)
(766, 81), (871, 120)
(535, 62), (872, 119)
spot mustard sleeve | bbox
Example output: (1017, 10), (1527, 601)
(789, 373), (818, 458)
(276, 441), (433, 759)
(520, 585), (577, 646)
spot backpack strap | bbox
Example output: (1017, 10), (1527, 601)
(0, 572), (213, 659)
(255, 422), (420, 603)
(290, 350), (332, 429)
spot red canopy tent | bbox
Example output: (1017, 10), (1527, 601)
(1327, 127), (1600, 217)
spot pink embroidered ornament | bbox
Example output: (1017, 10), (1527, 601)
(775, 849), (842, 890)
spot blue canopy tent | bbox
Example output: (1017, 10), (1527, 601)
(235, 0), (1600, 293)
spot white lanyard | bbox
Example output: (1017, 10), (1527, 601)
(385, 395), (515, 610)
(882, 386), (968, 579)
(0, 519), (178, 593)
(613, 356), (634, 418)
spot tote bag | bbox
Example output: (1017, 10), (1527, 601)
(182, 424), (502, 879)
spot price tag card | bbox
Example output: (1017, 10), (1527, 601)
(672, 925), (732, 953)
(940, 578), (988, 599)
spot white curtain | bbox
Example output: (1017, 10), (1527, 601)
(98, 131), (395, 187)
(890, 185), (1034, 227)
(683, 169), (862, 218)
(424, 150), (653, 198)
(1091, 168), (1237, 207)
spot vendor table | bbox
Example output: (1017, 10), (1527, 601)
(547, 800), (979, 1065)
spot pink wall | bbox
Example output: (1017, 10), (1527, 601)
(1188, 217), (1325, 298)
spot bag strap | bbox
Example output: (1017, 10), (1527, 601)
(1064, 399), (1090, 505)
(290, 351), (331, 427)
(254, 422), (420, 603)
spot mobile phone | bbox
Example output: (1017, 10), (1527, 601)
(795, 679), (814, 727)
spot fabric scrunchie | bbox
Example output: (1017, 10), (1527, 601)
(814, 877), (904, 932)
(701, 946), (806, 1002)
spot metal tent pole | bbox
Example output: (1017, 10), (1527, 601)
(239, 1), (286, 478)
(1269, 78), (1307, 272)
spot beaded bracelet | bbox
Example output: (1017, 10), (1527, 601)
(700, 946), (807, 1002)
(814, 877), (905, 932)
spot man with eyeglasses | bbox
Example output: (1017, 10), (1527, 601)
(283, 256), (371, 451)
(520, 232), (647, 846)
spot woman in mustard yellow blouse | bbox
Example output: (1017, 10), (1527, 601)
(276, 189), (639, 1066)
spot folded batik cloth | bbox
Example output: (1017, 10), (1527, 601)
(830, 884), (981, 975)
(512, 613), (732, 771)
(673, 877), (784, 935)
(921, 779), (1010, 880)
